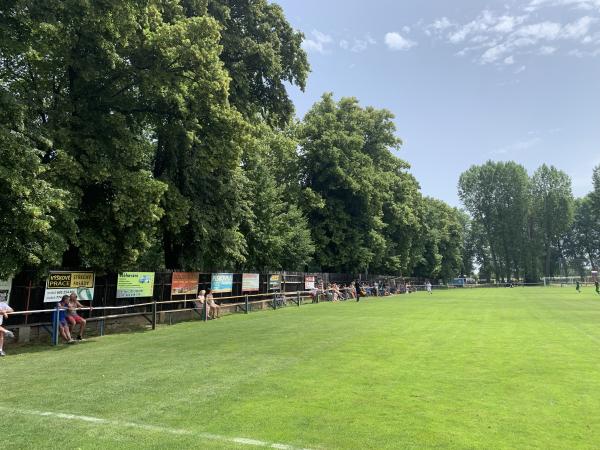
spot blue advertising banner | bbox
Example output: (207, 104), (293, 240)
(211, 273), (233, 293)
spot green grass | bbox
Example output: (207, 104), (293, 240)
(2, 287), (600, 449)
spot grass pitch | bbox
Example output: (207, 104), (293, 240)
(2, 287), (600, 449)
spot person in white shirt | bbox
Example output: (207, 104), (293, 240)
(425, 281), (432, 295)
(0, 301), (15, 356)
(206, 289), (220, 319)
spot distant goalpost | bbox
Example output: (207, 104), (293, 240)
(543, 272), (597, 287)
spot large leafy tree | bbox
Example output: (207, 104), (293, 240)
(530, 165), (574, 277)
(591, 165), (600, 213)
(153, 0), (310, 269)
(298, 94), (435, 275)
(299, 94), (403, 273)
(411, 197), (464, 282)
(0, 90), (74, 278)
(207, 0), (310, 126)
(1, 0), (171, 271)
(240, 129), (314, 271)
(565, 195), (600, 272)
(459, 161), (531, 281)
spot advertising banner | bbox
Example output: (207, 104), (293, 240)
(269, 274), (282, 291)
(0, 278), (12, 304)
(44, 271), (95, 303)
(242, 273), (260, 292)
(171, 272), (199, 296)
(304, 276), (316, 290)
(116, 272), (155, 299)
(211, 273), (233, 293)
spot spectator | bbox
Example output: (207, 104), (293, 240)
(206, 289), (220, 319)
(0, 300), (15, 356)
(57, 295), (76, 345)
(67, 292), (91, 341)
(196, 290), (206, 317)
(354, 280), (361, 302)
(332, 283), (341, 302)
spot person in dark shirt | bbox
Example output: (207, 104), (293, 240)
(354, 280), (361, 302)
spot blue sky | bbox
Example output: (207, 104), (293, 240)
(277, 0), (600, 206)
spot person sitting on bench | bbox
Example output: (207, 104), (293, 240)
(206, 289), (220, 319)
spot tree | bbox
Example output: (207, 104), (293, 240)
(153, 0), (310, 269)
(0, 90), (74, 278)
(591, 165), (600, 213)
(530, 165), (574, 277)
(411, 198), (464, 282)
(207, 0), (310, 126)
(1, 0), (169, 271)
(564, 195), (600, 271)
(240, 125), (314, 271)
(299, 94), (404, 273)
(458, 161), (530, 281)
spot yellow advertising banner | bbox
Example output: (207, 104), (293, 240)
(44, 271), (95, 303)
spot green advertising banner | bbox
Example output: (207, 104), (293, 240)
(116, 272), (155, 298)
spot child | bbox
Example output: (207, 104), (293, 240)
(426, 281), (433, 295)
(0, 300), (15, 356)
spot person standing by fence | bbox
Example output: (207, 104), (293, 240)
(0, 300), (15, 356)
(354, 280), (361, 302)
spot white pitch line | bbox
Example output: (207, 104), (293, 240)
(0, 406), (314, 450)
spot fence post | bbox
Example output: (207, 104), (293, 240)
(52, 305), (59, 346)
(25, 280), (32, 324)
(152, 298), (157, 330)
(245, 294), (249, 314)
(297, 291), (300, 307)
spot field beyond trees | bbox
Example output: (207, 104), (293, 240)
(2, 287), (600, 449)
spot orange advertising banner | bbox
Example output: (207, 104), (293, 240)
(171, 272), (199, 296)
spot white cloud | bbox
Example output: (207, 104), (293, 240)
(494, 15), (526, 33)
(431, 8), (600, 64)
(432, 17), (453, 31)
(526, 0), (600, 12)
(514, 21), (562, 40)
(302, 30), (333, 54)
(338, 34), (377, 53)
(562, 16), (596, 38)
(384, 32), (417, 51)
(539, 45), (557, 54)
(504, 55), (516, 64)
